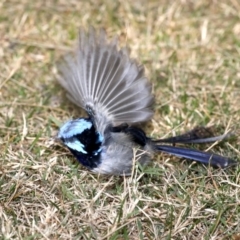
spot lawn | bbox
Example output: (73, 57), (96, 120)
(0, 0), (240, 239)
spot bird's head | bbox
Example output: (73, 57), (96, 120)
(57, 118), (103, 168)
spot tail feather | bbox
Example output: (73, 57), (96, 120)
(153, 127), (232, 144)
(154, 134), (229, 144)
(155, 145), (237, 168)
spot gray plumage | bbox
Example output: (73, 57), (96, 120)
(56, 27), (237, 175)
(57, 27), (154, 135)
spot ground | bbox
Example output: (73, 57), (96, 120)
(0, 0), (240, 239)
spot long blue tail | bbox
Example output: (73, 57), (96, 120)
(155, 145), (236, 168)
(114, 125), (237, 168)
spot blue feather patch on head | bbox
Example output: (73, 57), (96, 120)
(97, 133), (104, 143)
(58, 118), (92, 139)
(64, 140), (87, 154)
(57, 117), (104, 168)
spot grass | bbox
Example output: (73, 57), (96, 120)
(0, 0), (240, 239)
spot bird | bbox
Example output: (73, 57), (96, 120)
(56, 27), (236, 176)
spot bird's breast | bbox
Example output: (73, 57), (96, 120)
(92, 132), (152, 175)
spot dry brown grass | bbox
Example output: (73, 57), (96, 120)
(0, 0), (240, 239)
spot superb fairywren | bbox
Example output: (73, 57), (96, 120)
(56, 27), (236, 175)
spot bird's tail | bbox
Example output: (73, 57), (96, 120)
(152, 126), (237, 168)
(154, 144), (236, 168)
(153, 126), (233, 144)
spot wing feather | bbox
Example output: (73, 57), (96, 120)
(57, 27), (154, 133)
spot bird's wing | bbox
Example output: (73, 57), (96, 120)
(57, 27), (154, 133)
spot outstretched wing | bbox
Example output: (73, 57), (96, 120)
(57, 27), (154, 133)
